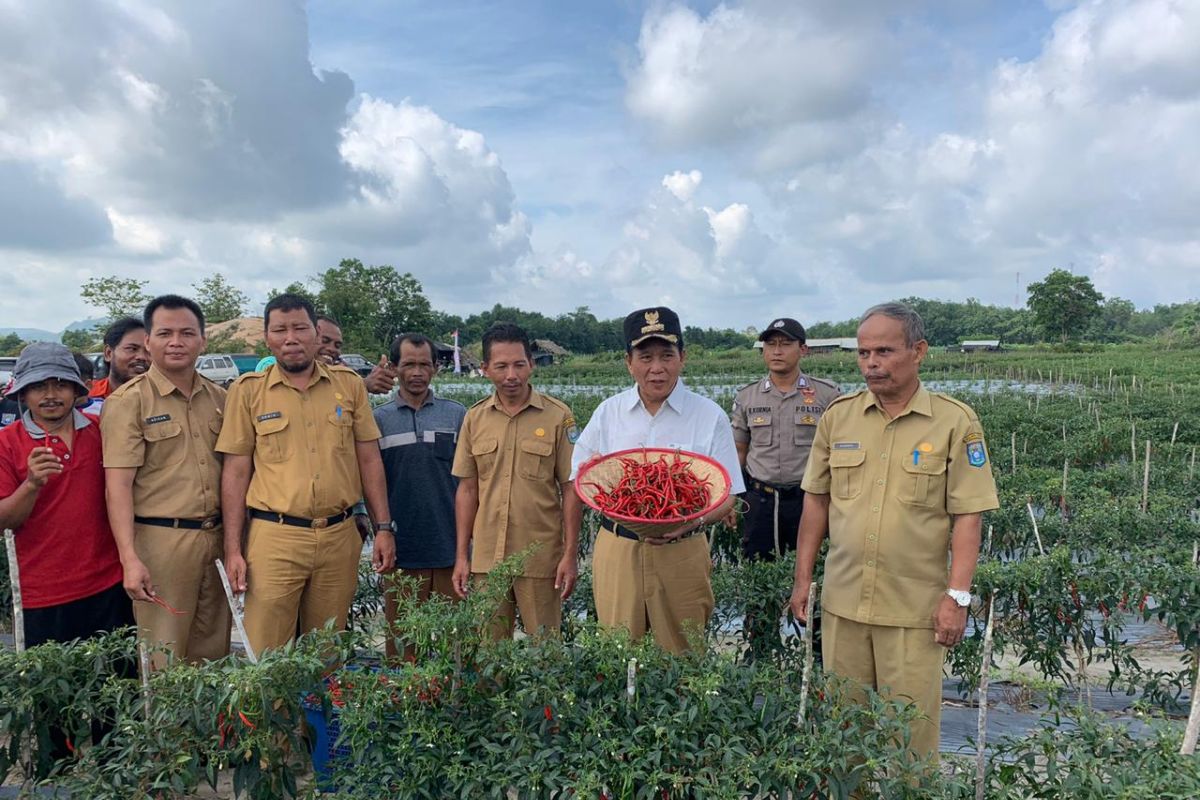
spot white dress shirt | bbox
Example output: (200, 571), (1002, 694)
(570, 379), (746, 494)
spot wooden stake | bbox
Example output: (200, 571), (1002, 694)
(1027, 503), (1046, 556)
(975, 593), (996, 800)
(1131, 423), (1137, 466)
(1142, 441), (1151, 514)
(1170, 422), (1179, 453)
(1191, 447), (1197, 481)
(797, 582), (818, 726)
(4, 529), (23, 653)
(1011, 431), (1017, 474)
(138, 641), (152, 715)
(626, 657), (638, 705)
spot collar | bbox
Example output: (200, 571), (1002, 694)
(147, 363), (203, 398)
(396, 387), (437, 411)
(625, 378), (688, 414)
(265, 360), (330, 390)
(862, 382), (932, 418)
(22, 408), (91, 438)
(488, 386), (543, 413)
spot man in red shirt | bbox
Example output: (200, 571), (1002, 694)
(0, 342), (131, 647)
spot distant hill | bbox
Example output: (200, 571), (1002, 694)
(0, 317), (110, 344)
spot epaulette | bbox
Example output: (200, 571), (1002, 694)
(734, 379), (756, 393)
(826, 389), (865, 408)
(469, 395), (492, 409)
(541, 394), (575, 417)
(328, 364), (361, 377)
(108, 372), (149, 398)
(809, 375), (841, 391)
(230, 371), (266, 388)
(932, 392), (981, 421)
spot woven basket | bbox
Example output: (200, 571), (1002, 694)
(574, 448), (731, 538)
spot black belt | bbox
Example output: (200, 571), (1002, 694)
(747, 478), (803, 498)
(249, 507), (355, 530)
(134, 515), (221, 530)
(602, 518), (699, 544)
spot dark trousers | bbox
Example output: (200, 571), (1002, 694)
(741, 483), (804, 561)
(23, 581), (136, 766)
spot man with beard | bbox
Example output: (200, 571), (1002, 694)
(102, 295), (231, 666)
(216, 294), (395, 654)
(374, 333), (466, 659)
(316, 315), (344, 366)
(89, 317), (150, 405)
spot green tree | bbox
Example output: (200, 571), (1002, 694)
(1026, 269), (1103, 344)
(192, 274), (249, 324)
(314, 259), (433, 354)
(61, 328), (99, 351)
(80, 275), (150, 320)
(0, 333), (25, 356)
(266, 281), (319, 310)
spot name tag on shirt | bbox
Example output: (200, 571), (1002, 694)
(145, 414), (171, 424)
(832, 441), (860, 450)
(256, 411), (283, 422)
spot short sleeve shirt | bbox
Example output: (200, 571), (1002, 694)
(100, 365), (226, 519)
(801, 384), (1000, 629)
(731, 373), (841, 485)
(451, 389), (574, 578)
(375, 391), (467, 569)
(0, 411), (123, 608)
(215, 362), (381, 518)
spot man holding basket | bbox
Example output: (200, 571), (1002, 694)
(571, 307), (743, 653)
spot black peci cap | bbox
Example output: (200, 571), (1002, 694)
(624, 306), (683, 351)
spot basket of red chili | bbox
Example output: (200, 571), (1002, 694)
(574, 448), (731, 538)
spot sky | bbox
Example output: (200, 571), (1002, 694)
(0, 0), (1198, 332)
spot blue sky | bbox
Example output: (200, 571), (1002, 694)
(0, 0), (1196, 332)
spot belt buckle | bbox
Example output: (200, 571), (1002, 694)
(200, 518), (216, 530)
(311, 517), (328, 529)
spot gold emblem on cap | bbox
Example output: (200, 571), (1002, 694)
(645, 310), (660, 325)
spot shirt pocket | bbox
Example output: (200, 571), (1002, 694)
(471, 438), (499, 479)
(829, 449), (866, 499)
(327, 411), (353, 449)
(142, 422), (186, 468)
(432, 430), (456, 462)
(518, 438), (555, 481)
(205, 417), (223, 451)
(749, 413), (772, 447)
(793, 408), (819, 447)
(253, 415), (292, 463)
(900, 455), (948, 508)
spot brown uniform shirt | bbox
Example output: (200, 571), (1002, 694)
(215, 362), (381, 518)
(731, 373), (841, 485)
(451, 389), (574, 578)
(101, 365), (225, 519)
(802, 384), (999, 629)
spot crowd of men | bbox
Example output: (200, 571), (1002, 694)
(0, 295), (997, 763)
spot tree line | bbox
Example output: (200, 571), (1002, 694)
(2, 264), (1197, 358)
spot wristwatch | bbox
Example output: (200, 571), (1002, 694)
(946, 588), (972, 607)
(373, 520), (396, 534)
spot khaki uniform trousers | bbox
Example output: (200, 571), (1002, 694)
(133, 522), (231, 668)
(592, 529), (714, 654)
(243, 516), (361, 654)
(822, 612), (945, 762)
(472, 573), (561, 641)
(384, 566), (459, 660)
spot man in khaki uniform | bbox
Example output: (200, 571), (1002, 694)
(451, 322), (580, 639)
(790, 302), (999, 761)
(216, 293), (395, 654)
(732, 317), (840, 560)
(103, 295), (231, 665)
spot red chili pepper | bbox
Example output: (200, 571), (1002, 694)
(544, 705), (553, 721)
(591, 453), (712, 521)
(149, 594), (185, 616)
(65, 737), (75, 755)
(238, 711), (256, 730)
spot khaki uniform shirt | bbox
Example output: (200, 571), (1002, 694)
(101, 365), (226, 519)
(802, 384), (999, 629)
(215, 362), (381, 519)
(451, 389), (574, 578)
(731, 373), (841, 485)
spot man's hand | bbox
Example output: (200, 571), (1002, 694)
(224, 552), (248, 593)
(721, 506), (738, 528)
(554, 554), (579, 599)
(25, 447), (63, 489)
(364, 355), (398, 394)
(372, 531), (396, 574)
(789, 579), (813, 623)
(451, 557), (471, 599)
(122, 557), (156, 602)
(933, 594), (969, 647)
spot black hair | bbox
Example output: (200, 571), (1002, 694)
(102, 317), (145, 351)
(481, 323), (532, 363)
(390, 333), (437, 365)
(264, 293), (317, 329)
(72, 351), (95, 382)
(316, 314), (341, 328)
(144, 294), (206, 335)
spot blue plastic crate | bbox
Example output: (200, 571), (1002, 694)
(302, 696), (350, 791)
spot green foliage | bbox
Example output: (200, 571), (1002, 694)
(1027, 269), (1104, 344)
(193, 274), (250, 324)
(314, 258), (433, 355)
(0, 332), (25, 356)
(80, 275), (149, 320)
(60, 328), (99, 351)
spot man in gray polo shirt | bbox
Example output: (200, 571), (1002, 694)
(374, 333), (466, 659)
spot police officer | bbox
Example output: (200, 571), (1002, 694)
(216, 293), (395, 654)
(102, 295), (231, 666)
(790, 302), (999, 761)
(731, 318), (840, 561)
(570, 307), (744, 654)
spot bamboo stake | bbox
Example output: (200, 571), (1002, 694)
(1191, 447), (1197, 482)
(1027, 503), (1046, 556)
(797, 582), (818, 726)
(975, 593), (996, 800)
(1170, 422), (1179, 453)
(1185, 625), (1200, 755)
(215, 559), (258, 664)
(1062, 458), (1070, 517)
(626, 657), (638, 705)
(1142, 441), (1151, 514)
(1131, 423), (1137, 466)
(138, 641), (152, 715)
(1011, 431), (1017, 474)
(4, 529), (23, 653)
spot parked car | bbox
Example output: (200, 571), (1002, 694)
(86, 352), (109, 380)
(230, 354), (261, 374)
(339, 353), (373, 377)
(195, 354), (240, 387)
(0, 357), (17, 390)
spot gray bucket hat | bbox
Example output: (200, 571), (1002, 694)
(10, 342), (89, 397)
